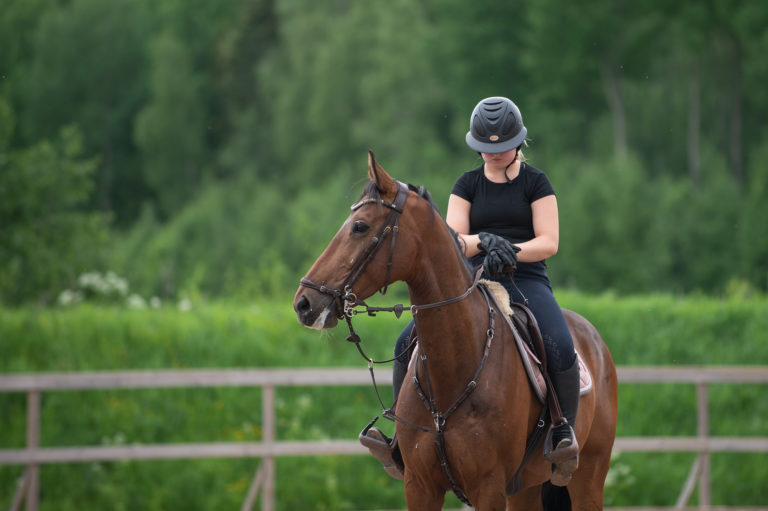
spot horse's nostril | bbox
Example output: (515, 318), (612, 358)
(295, 295), (311, 315)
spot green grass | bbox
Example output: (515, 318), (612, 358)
(1, 291), (767, 509)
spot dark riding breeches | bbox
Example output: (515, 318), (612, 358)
(500, 272), (576, 372)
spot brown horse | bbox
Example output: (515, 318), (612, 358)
(293, 152), (618, 510)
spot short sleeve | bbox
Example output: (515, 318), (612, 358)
(451, 170), (477, 202)
(529, 170), (555, 202)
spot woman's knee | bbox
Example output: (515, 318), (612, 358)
(394, 321), (414, 363)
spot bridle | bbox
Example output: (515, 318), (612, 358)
(299, 180), (410, 321)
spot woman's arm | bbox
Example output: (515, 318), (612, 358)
(446, 194), (482, 257)
(515, 194), (559, 262)
(446, 193), (559, 263)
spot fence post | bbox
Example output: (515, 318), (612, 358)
(25, 391), (40, 511)
(262, 385), (275, 511)
(696, 382), (710, 509)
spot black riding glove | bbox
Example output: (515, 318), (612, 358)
(478, 232), (521, 278)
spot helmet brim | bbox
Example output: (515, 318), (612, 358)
(465, 128), (527, 154)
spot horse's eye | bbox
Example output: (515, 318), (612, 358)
(352, 221), (370, 234)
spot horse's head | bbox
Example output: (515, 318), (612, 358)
(293, 151), (424, 329)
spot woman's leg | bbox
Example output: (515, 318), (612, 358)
(506, 276), (580, 485)
(358, 321), (413, 479)
(504, 276), (575, 371)
(393, 320), (414, 402)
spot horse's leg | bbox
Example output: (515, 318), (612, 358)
(566, 438), (613, 511)
(468, 475), (508, 511)
(403, 477), (444, 511)
(506, 485), (544, 511)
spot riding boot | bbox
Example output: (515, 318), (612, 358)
(359, 418), (404, 480)
(543, 357), (580, 486)
(392, 356), (408, 403)
(358, 358), (409, 480)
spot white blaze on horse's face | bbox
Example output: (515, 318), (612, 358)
(308, 306), (333, 331)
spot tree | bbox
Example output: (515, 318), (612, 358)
(134, 32), (206, 217)
(17, 0), (153, 223)
(0, 104), (110, 304)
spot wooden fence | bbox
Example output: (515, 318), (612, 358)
(1, 366), (768, 511)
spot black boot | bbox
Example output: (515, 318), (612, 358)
(358, 358), (408, 480)
(543, 357), (580, 486)
(392, 357), (408, 403)
(359, 418), (404, 480)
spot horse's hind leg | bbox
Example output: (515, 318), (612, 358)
(566, 445), (612, 510)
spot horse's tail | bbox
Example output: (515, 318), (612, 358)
(541, 481), (571, 511)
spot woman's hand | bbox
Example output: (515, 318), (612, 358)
(478, 232), (520, 278)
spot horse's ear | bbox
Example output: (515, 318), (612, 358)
(368, 150), (397, 195)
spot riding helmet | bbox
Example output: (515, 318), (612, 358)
(465, 96), (527, 154)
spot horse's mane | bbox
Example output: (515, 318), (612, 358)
(359, 180), (474, 274)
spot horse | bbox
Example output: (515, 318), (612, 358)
(293, 152), (618, 510)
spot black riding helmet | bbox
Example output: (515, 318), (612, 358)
(465, 96), (527, 154)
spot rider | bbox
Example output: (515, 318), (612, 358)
(363, 96), (580, 485)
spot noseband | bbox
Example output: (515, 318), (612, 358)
(300, 180), (410, 319)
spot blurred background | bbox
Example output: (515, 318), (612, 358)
(2, 0), (767, 305)
(2, 1), (768, 509)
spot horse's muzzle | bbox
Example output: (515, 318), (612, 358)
(293, 292), (339, 329)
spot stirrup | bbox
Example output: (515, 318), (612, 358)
(543, 424), (579, 486)
(359, 418), (404, 480)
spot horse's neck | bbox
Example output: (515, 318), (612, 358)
(407, 251), (491, 402)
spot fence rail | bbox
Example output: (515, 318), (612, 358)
(2, 366), (767, 511)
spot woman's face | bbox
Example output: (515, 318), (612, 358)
(481, 149), (518, 167)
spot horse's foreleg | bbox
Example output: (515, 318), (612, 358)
(403, 476), (444, 511)
(468, 475), (510, 511)
(506, 485), (544, 511)
(472, 491), (508, 511)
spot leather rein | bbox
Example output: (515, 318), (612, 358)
(298, 180), (496, 506)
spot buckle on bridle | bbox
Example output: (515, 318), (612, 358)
(343, 287), (359, 318)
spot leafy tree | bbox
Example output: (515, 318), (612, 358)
(259, 0), (452, 186)
(134, 32), (207, 217)
(215, 0), (279, 178)
(0, 109), (110, 305)
(17, 0), (153, 224)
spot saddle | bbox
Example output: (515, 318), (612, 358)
(482, 280), (592, 403)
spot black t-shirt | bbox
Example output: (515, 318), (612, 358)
(451, 162), (555, 273)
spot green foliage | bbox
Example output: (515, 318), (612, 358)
(134, 32), (206, 217)
(553, 154), (744, 294)
(0, 123), (110, 305)
(557, 290), (768, 365)
(1, 295), (768, 508)
(15, 0), (153, 222)
(738, 143), (768, 291)
(0, 96), (13, 149)
(2, 0), (768, 300)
